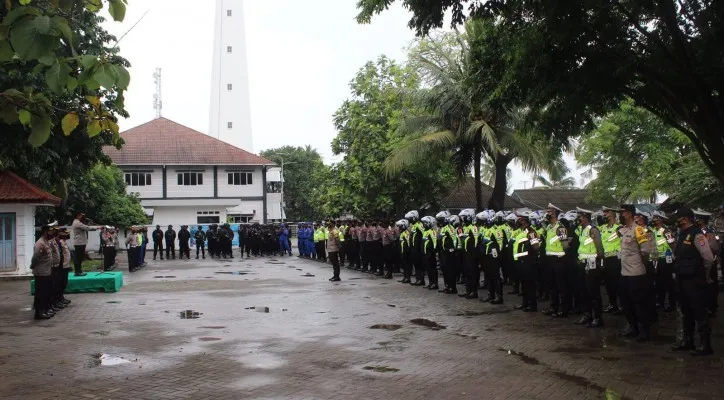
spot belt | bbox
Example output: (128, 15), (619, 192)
(514, 251), (529, 258)
(546, 252), (565, 257)
(579, 254), (597, 260)
(105, 245), (115, 248)
(604, 251), (618, 257)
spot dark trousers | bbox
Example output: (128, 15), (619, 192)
(566, 258), (582, 311)
(196, 242), (205, 258)
(620, 274), (656, 329)
(166, 242), (175, 259)
(73, 245), (86, 274)
(455, 249), (464, 282)
(59, 269), (70, 301)
(127, 247), (138, 271)
(348, 240), (359, 267)
(440, 249), (455, 288)
(370, 241), (382, 273)
(103, 246), (115, 270)
(413, 252), (425, 282)
(360, 241), (369, 269)
(180, 243), (190, 259)
(34, 275), (52, 313)
(464, 251), (479, 294)
(208, 240), (216, 258)
(339, 243), (346, 265)
(603, 256), (621, 307)
(678, 277), (711, 337)
(425, 252), (438, 285)
(484, 254), (503, 300)
(330, 251), (340, 278)
(578, 264), (603, 319)
(708, 263), (719, 313)
(315, 241), (326, 261)
(537, 257), (548, 299)
(383, 244), (394, 275)
(655, 258), (677, 307)
(548, 256), (570, 313)
(51, 267), (63, 304)
(153, 241), (164, 259)
(401, 254), (412, 279)
(518, 260), (537, 309)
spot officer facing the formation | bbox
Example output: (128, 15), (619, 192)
(31, 223), (58, 320)
(152, 225), (164, 260)
(512, 211), (541, 312)
(670, 208), (716, 356)
(652, 211), (676, 311)
(617, 204), (656, 341)
(326, 220), (343, 282)
(574, 208), (605, 328)
(165, 225), (177, 259)
(194, 226), (206, 259)
(178, 225), (191, 259)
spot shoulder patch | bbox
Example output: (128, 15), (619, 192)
(697, 236), (707, 247)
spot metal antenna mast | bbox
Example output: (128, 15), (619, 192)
(153, 68), (162, 118)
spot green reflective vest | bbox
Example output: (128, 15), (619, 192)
(512, 230), (530, 261)
(423, 229), (437, 253)
(599, 223), (621, 257)
(400, 230), (410, 253)
(577, 225), (597, 260)
(545, 222), (565, 256)
(313, 229), (325, 242)
(654, 227), (672, 255)
(440, 225), (456, 249)
(463, 225), (478, 251)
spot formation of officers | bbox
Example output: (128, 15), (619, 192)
(318, 204), (722, 356)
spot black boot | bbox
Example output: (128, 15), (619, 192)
(465, 292), (478, 299)
(671, 336), (695, 351)
(574, 313), (592, 325)
(490, 296), (503, 304)
(428, 284), (439, 290)
(586, 318), (604, 328)
(691, 333), (714, 356)
(636, 325), (651, 342)
(618, 324), (639, 338)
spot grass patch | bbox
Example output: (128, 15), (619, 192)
(82, 260), (103, 271)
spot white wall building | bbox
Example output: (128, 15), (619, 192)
(104, 118), (280, 226)
(209, 0), (254, 152)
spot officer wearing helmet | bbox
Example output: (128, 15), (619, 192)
(651, 211), (676, 312)
(529, 211), (548, 303)
(481, 210), (505, 304)
(512, 211), (541, 312)
(420, 216), (439, 290)
(505, 212), (521, 296)
(437, 211), (455, 293)
(458, 209), (479, 299)
(542, 203), (573, 318)
(397, 219), (412, 283)
(573, 207), (605, 328)
(600, 206), (623, 315)
(406, 211), (426, 286)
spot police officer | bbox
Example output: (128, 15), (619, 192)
(397, 219), (412, 283)
(671, 208), (715, 356)
(574, 207), (605, 328)
(542, 203), (571, 318)
(652, 211), (676, 311)
(458, 209), (478, 298)
(165, 225), (177, 259)
(438, 212), (456, 293)
(327, 220), (343, 282)
(694, 209), (721, 317)
(600, 206), (622, 314)
(512, 211), (541, 312)
(126, 226), (140, 272)
(152, 225), (164, 260)
(481, 211), (504, 304)
(178, 225), (191, 259)
(194, 226), (206, 259)
(370, 220), (384, 276)
(421, 216), (438, 290)
(382, 220), (396, 279)
(314, 222), (326, 262)
(406, 211), (425, 286)
(618, 204), (657, 341)
(279, 223), (291, 256)
(31, 223), (57, 320)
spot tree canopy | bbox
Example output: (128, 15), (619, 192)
(260, 145), (329, 221)
(356, 0), (724, 190)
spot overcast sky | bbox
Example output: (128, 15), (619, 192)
(103, 0), (579, 191)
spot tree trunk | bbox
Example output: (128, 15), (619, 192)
(488, 153), (511, 211)
(474, 131), (482, 212)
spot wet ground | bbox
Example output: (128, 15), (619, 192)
(0, 254), (722, 399)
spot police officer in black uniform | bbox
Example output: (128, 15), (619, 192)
(206, 224), (218, 258)
(178, 225), (191, 259)
(165, 225), (176, 259)
(152, 225), (164, 260)
(194, 226), (206, 259)
(670, 208), (716, 356)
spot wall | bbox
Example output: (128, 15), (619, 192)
(217, 166), (263, 197)
(0, 204), (36, 277)
(121, 166), (163, 198)
(166, 166), (215, 198)
(266, 193), (282, 221)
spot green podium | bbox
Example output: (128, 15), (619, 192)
(31, 271), (124, 294)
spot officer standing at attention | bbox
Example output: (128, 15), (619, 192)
(693, 209), (721, 317)
(438, 212), (455, 293)
(206, 224), (217, 258)
(618, 204), (657, 342)
(574, 208), (605, 328)
(542, 203), (572, 318)
(125, 226), (140, 272)
(600, 206), (623, 314)
(458, 209), (479, 298)
(421, 216), (439, 290)
(194, 226), (206, 259)
(71, 212), (97, 277)
(512, 211), (541, 312)
(31, 223), (57, 320)
(670, 208), (715, 356)
(165, 225), (177, 259)
(327, 221), (342, 282)
(152, 225), (164, 260)
(178, 225), (191, 259)
(652, 211), (676, 311)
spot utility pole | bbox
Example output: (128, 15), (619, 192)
(519, 180), (528, 189)
(153, 68), (162, 118)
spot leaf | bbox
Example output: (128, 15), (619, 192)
(87, 119), (102, 137)
(85, 95), (100, 107)
(9, 16), (58, 60)
(111, 64), (130, 90)
(84, 0), (102, 12)
(50, 16), (73, 46)
(2, 5), (41, 27)
(66, 76), (78, 91)
(37, 55), (55, 65)
(114, 89), (125, 109)
(93, 63), (117, 89)
(61, 112), (79, 136)
(0, 40), (14, 61)
(18, 109), (31, 126)
(44, 62), (71, 93)
(108, 0), (127, 22)
(28, 113), (52, 147)
(19, 0), (32, 5)
(79, 54), (97, 68)
(0, 105), (18, 124)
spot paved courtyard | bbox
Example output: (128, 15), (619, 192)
(1, 254), (722, 400)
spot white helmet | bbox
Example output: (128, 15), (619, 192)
(395, 219), (409, 230)
(404, 210), (420, 222)
(436, 210), (451, 224)
(459, 209), (475, 223)
(447, 215), (461, 227)
(421, 216), (436, 229)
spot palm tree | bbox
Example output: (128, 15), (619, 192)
(383, 22), (563, 210)
(535, 175), (578, 189)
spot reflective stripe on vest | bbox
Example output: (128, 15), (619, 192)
(578, 225), (597, 260)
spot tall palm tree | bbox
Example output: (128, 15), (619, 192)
(383, 22), (562, 210)
(535, 175), (578, 189)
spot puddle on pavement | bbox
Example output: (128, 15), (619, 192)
(91, 330), (110, 336)
(553, 372), (628, 399)
(199, 326), (226, 329)
(348, 278), (364, 280)
(214, 271), (251, 275)
(106, 301), (121, 304)
(551, 346), (599, 355)
(91, 353), (131, 367)
(247, 307), (288, 313)
(454, 309), (513, 316)
(590, 355), (621, 362)
(485, 328), (495, 332)
(410, 318), (447, 330)
(453, 333), (478, 339)
(387, 304), (396, 308)
(498, 348), (540, 365)
(153, 276), (176, 278)
(369, 324), (403, 331)
(198, 337), (222, 342)
(179, 310), (202, 319)
(362, 365), (400, 373)
(301, 273), (315, 277)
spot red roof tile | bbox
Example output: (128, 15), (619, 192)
(440, 177), (524, 209)
(104, 118), (274, 166)
(0, 171), (62, 205)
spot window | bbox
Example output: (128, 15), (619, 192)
(197, 216), (220, 224)
(227, 83), (232, 91)
(227, 121), (233, 129)
(226, 9), (232, 16)
(228, 172), (253, 186)
(124, 172), (152, 187)
(196, 211), (220, 215)
(230, 216), (251, 223)
(226, 46), (232, 53)
(177, 172), (203, 186)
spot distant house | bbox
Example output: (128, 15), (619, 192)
(0, 171), (62, 276)
(437, 178), (524, 213)
(511, 188), (610, 212)
(103, 118), (281, 225)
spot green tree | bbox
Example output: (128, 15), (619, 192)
(576, 100), (721, 207)
(383, 23), (564, 210)
(260, 145), (329, 221)
(356, 0), (724, 190)
(326, 56), (455, 217)
(1, 0), (130, 146)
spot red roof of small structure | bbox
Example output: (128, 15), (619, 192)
(104, 118), (274, 166)
(0, 171), (62, 205)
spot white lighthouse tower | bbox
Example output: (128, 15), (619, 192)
(209, 0), (254, 152)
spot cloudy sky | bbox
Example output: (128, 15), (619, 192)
(103, 0), (579, 191)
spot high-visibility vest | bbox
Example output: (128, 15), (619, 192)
(577, 225), (597, 260)
(513, 230), (531, 261)
(654, 227), (672, 255)
(313, 229), (325, 242)
(400, 230), (410, 253)
(599, 223), (621, 257)
(463, 224), (478, 251)
(423, 229), (437, 253)
(545, 222), (565, 256)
